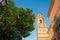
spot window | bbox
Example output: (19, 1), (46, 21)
(40, 20), (42, 23)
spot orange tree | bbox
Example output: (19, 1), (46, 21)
(0, 0), (35, 40)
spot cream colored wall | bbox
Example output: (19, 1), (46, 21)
(38, 37), (49, 40)
(37, 14), (50, 40)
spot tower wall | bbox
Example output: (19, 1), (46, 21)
(37, 14), (50, 40)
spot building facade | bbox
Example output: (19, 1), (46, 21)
(37, 14), (49, 40)
(48, 0), (60, 40)
(37, 0), (60, 40)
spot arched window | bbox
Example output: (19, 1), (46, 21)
(40, 20), (42, 23)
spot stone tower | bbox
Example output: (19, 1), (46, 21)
(37, 13), (49, 40)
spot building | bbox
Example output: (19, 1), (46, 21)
(37, 13), (49, 40)
(37, 0), (60, 40)
(48, 0), (60, 40)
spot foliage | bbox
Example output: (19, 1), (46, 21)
(0, 0), (35, 40)
(54, 17), (60, 31)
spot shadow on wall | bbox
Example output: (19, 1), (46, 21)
(52, 16), (60, 40)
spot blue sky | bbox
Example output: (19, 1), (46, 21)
(13, 0), (51, 40)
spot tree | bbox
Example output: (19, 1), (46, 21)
(54, 17), (60, 31)
(52, 16), (60, 40)
(0, 0), (35, 40)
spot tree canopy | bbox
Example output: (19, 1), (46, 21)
(54, 17), (60, 31)
(0, 0), (35, 40)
